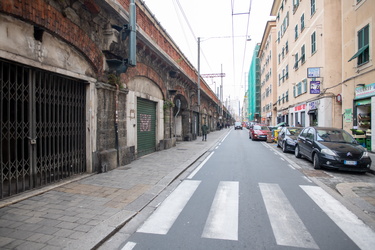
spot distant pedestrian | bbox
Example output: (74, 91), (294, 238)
(202, 124), (208, 141)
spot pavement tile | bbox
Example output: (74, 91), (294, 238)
(26, 233), (54, 244)
(15, 241), (46, 250)
(0, 236), (14, 247)
(34, 225), (61, 235)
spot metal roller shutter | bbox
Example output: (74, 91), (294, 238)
(137, 98), (156, 157)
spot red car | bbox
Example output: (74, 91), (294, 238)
(249, 124), (271, 141)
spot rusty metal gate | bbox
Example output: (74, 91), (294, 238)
(0, 59), (86, 199)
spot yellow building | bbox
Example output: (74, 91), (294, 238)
(258, 21), (278, 126)
(270, 0), (342, 127)
(341, 0), (375, 151)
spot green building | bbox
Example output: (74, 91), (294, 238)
(247, 44), (261, 122)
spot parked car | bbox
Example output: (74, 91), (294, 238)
(277, 127), (303, 152)
(294, 127), (372, 172)
(234, 122), (243, 130)
(249, 124), (270, 141)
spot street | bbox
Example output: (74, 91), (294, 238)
(115, 129), (375, 250)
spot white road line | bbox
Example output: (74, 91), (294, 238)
(288, 164), (296, 170)
(301, 185), (375, 250)
(262, 142), (301, 169)
(302, 176), (312, 183)
(137, 180), (201, 234)
(202, 181), (239, 241)
(121, 241), (136, 250)
(259, 183), (319, 249)
(187, 152), (214, 179)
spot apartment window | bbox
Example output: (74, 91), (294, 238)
(301, 14), (305, 31)
(293, 79), (308, 97)
(286, 65), (289, 79)
(295, 25), (299, 40)
(282, 69), (285, 82)
(348, 24), (369, 66)
(311, 32), (316, 54)
(311, 0), (316, 16)
(282, 93), (285, 103)
(294, 53), (299, 69)
(285, 91), (289, 102)
(301, 45), (306, 64)
(285, 41), (289, 53)
(293, 0), (300, 12)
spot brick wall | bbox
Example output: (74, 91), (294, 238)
(0, 0), (103, 74)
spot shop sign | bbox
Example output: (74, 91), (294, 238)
(344, 109), (352, 123)
(294, 104), (306, 111)
(310, 81), (320, 94)
(355, 83), (375, 99)
(307, 67), (320, 78)
(309, 101), (318, 110)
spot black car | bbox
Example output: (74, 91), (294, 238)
(277, 127), (303, 152)
(294, 127), (372, 172)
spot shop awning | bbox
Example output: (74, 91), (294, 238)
(355, 99), (371, 106)
(348, 44), (369, 62)
(308, 109), (317, 114)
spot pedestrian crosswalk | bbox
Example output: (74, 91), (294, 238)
(130, 180), (375, 250)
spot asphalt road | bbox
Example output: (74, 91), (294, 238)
(117, 129), (375, 250)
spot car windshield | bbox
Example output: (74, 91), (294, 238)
(316, 129), (355, 143)
(254, 125), (269, 130)
(286, 128), (303, 136)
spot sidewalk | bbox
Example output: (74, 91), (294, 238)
(0, 129), (229, 250)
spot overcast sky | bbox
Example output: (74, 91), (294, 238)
(143, 0), (274, 115)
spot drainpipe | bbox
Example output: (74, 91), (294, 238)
(115, 84), (119, 167)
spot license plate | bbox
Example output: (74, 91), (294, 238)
(344, 160), (357, 165)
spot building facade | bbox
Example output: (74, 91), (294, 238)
(341, 0), (375, 151)
(258, 21), (277, 126)
(247, 44), (261, 122)
(259, 0), (374, 151)
(271, 0), (342, 127)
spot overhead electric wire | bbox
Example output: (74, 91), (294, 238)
(174, 0), (214, 73)
(231, 0), (236, 87)
(239, 0), (253, 89)
(172, 0), (193, 59)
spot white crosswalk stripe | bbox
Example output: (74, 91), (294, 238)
(301, 185), (375, 250)
(259, 183), (319, 249)
(137, 180), (201, 234)
(201, 181), (239, 240)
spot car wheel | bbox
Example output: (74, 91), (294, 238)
(295, 145), (301, 158)
(282, 142), (287, 153)
(313, 154), (321, 169)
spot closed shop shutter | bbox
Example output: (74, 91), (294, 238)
(137, 98), (156, 157)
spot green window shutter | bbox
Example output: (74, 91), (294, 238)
(348, 44), (369, 62)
